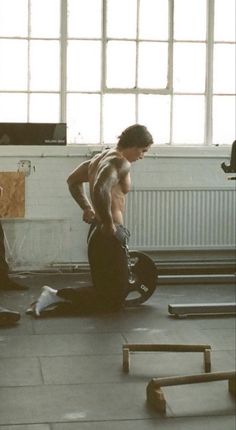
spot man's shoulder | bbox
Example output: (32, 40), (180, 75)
(90, 149), (130, 175)
(105, 150), (130, 169)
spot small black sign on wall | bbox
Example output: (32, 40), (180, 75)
(0, 123), (67, 145)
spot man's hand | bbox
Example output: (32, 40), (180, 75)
(83, 207), (96, 224)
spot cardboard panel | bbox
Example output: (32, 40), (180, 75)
(0, 172), (25, 218)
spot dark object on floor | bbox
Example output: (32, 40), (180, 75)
(0, 278), (29, 291)
(0, 305), (21, 326)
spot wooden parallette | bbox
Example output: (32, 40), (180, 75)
(122, 343), (212, 373)
(146, 370), (236, 414)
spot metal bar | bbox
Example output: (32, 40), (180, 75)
(169, 303), (236, 317)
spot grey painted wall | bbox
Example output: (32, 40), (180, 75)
(0, 145), (234, 270)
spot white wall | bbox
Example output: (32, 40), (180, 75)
(0, 145), (234, 270)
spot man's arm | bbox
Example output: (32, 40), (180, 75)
(67, 160), (95, 223)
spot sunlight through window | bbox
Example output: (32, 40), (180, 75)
(0, 0), (235, 145)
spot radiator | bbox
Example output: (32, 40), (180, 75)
(125, 188), (236, 250)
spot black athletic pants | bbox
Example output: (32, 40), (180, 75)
(58, 224), (130, 313)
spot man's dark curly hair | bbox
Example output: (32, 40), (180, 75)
(117, 124), (153, 149)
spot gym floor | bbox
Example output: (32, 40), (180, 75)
(0, 271), (235, 429)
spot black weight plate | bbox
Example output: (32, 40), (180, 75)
(125, 251), (158, 307)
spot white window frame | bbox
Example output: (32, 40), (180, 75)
(61, 0), (235, 147)
(0, 0), (235, 151)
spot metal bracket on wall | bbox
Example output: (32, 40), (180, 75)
(17, 160), (31, 177)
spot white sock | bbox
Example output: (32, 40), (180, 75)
(35, 285), (67, 316)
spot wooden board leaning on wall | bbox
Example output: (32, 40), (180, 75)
(0, 172), (25, 218)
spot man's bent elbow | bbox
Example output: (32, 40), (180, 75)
(67, 177), (77, 197)
(67, 174), (78, 192)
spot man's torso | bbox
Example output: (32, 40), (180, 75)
(88, 149), (131, 225)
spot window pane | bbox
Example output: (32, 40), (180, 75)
(174, 0), (206, 40)
(173, 43), (206, 92)
(67, 41), (101, 91)
(172, 96), (205, 144)
(29, 94), (60, 123)
(68, 0), (102, 38)
(213, 44), (236, 94)
(0, 40), (28, 90)
(214, 0), (236, 42)
(107, 42), (136, 88)
(29, 94), (60, 122)
(30, 41), (60, 91)
(213, 96), (236, 144)
(0, 0), (28, 37)
(139, 0), (168, 40)
(138, 95), (170, 144)
(67, 94), (100, 144)
(138, 42), (168, 88)
(30, 0), (60, 38)
(107, 0), (137, 38)
(0, 93), (27, 121)
(103, 95), (135, 143)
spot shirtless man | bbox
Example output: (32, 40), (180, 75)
(29, 124), (153, 316)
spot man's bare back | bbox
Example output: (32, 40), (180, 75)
(88, 149), (131, 227)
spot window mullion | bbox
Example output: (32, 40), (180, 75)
(169, 0), (174, 145)
(60, 0), (67, 123)
(205, 0), (215, 145)
(135, 0), (140, 123)
(27, 0), (31, 122)
(100, 0), (107, 144)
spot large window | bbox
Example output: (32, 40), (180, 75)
(0, 0), (235, 145)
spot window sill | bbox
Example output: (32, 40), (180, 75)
(0, 144), (231, 159)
